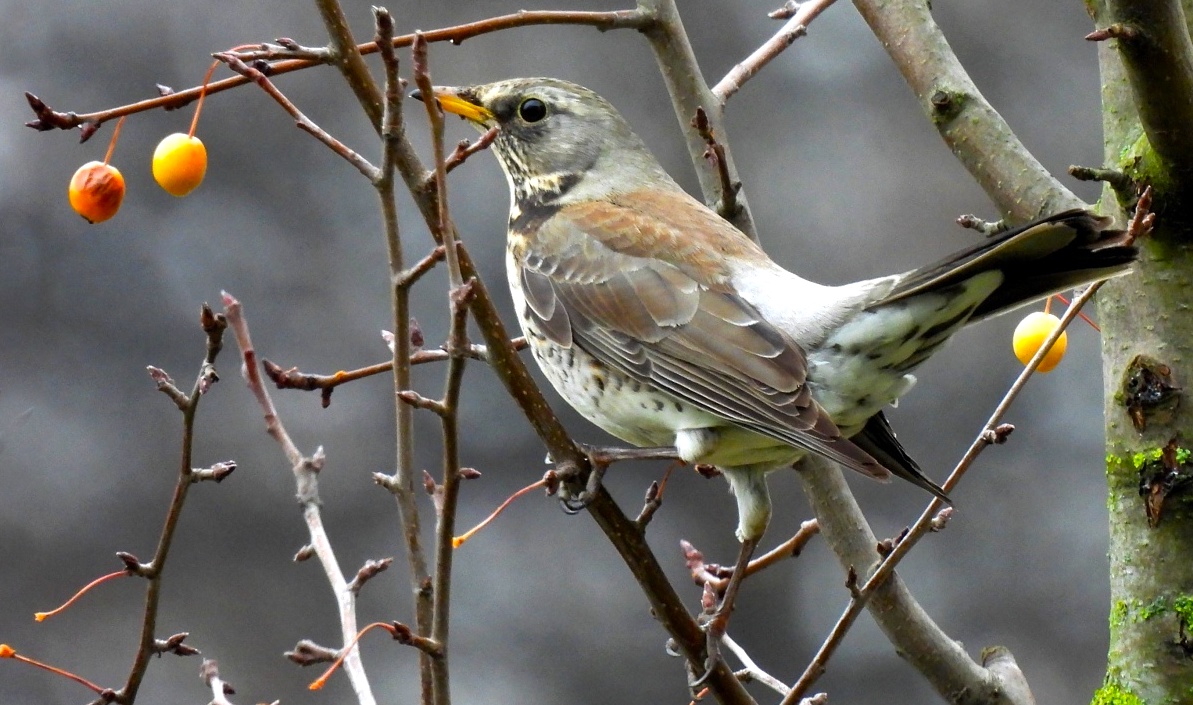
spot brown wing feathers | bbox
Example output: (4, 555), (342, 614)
(517, 199), (888, 479)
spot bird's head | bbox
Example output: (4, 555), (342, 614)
(413, 78), (675, 209)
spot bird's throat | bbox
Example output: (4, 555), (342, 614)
(507, 171), (583, 232)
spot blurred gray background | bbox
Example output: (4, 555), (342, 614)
(1, 1), (1112, 703)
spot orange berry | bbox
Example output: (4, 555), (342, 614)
(68, 161), (125, 224)
(152, 133), (207, 196)
(1012, 311), (1068, 373)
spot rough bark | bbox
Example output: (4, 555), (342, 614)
(1093, 3), (1193, 702)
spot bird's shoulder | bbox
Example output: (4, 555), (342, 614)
(511, 187), (769, 286)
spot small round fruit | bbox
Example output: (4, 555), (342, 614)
(68, 161), (125, 224)
(1012, 311), (1068, 373)
(152, 133), (207, 196)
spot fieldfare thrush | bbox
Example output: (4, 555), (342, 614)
(413, 78), (1135, 651)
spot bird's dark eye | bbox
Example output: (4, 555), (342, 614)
(518, 98), (547, 123)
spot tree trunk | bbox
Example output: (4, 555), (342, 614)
(1094, 2), (1193, 702)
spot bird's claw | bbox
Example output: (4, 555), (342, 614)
(555, 457), (607, 513)
(558, 494), (588, 514)
(688, 611), (729, 688)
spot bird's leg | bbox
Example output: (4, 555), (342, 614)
(691, 468), (770, 686)
(692, 536), (758, 688)
(558, 444), (680, 512)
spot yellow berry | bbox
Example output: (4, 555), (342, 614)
(68, 161), (125, 224)
(152, 133), (207, 196)
(1012, 311), (1068, 373)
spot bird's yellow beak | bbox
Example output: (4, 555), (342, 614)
(421, 87), (495, 125)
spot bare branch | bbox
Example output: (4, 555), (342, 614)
(261, 335), (526, 407)
(691, 107), (742, 221)
(982, 647), (1037, 705)
(956, 214), (1008, 236)
(200, 660), (240, 705)
(712, 0), (838, 102)
(222, 292), (376, 705)
(215, 52), (379, 180)
(117, 307), (225, 703)
(314, 0), (383, 129)
(638, 0), (758, 240)
(153, 633), (200, 658)
(852, 0), (1085, 219)
(445, 127), (499, 173)
(1096, 0), (1193, 178)
(684, 520), (820, 591)
(25, 11), (648, 133)
(723, 635), (790, 697)
(369, 11), (435, 702)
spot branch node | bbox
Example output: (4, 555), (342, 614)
(398, 389), (447, 415)
(930, 506), (954, 532)
(391, 622), (445, 657)
(844, 565), (862, 599)
(1085, 24), (1140, 42)
(147, 366), (190, 410)
(285, 640), (338, 666)
(956, 214), (1008, 236)
(928, 89), (966, 122)
(115, 551), (151, 577)
(190, 460), (237, 483)
(691, 107), (741, 220)
(348, 557), (394, 594)
(373, 472), (398, 491)
(980, 423), (1015, 444)
(769, 1), (801, 19)
(1068, 164), (1134, 193)
(153, 632), (200, 657)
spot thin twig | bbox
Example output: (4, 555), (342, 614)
(215, 53), (379, 180)
(397, 246), (447, 289)
(712, 0), (838, 102)
(722, 635), (790, 697)
(261, 337), (527, 407)
(444, 127), (499, 174)
(371, 9), (434, 704)
(691, 107), (741, 221)
(956, 214), (1008, 236)
(412, 35), (465, 290)
(117, 306), (225, 704)
(25, 11), (649, 136)
(430, 280), (475, 705)
(685, 520), (820, 591)
(639, 0), (758, 241)
(200, 660), (243, 705)
(314, 0), (383, 129)
(221, 293), (376, 705)
(409, 33), (474, 705)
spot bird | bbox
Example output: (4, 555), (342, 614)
(411, 77), (1135, 639)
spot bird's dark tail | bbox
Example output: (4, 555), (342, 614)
(881, 209), (1137, 322)
(851, 411), (949, 502)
